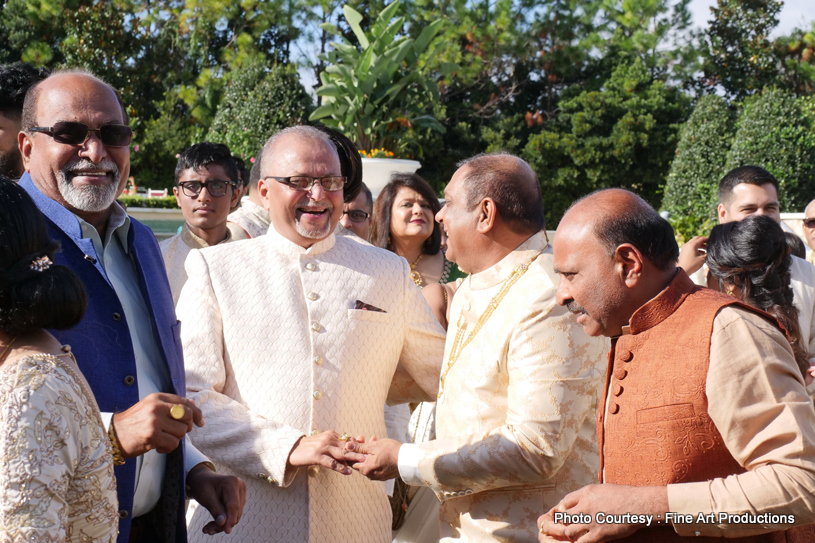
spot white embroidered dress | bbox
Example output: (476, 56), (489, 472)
(177, 228), (445, 543)
(0, 353), (118, 543)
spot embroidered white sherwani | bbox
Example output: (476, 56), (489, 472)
(398, 231), (609, 542)
(177, 228), (446, 543)
(227, 199), (270, 239)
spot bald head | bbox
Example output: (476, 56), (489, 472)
(456, 153), (545, 235)
(562, 188), (679, 271)
(21, 70), (127, 132)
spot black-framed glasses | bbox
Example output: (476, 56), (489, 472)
(29, 121), (132, 148)
(343, 210), (370, 222)
(177, 180), (235, 198)
(265, 176), (346, 192)
(804, 217), (815, 229)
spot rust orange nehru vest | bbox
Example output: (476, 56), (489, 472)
(599, 270), (780, 543)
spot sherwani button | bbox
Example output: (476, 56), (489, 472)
(609, 402), (620, 414)
(613, 368), (627, 380)
(311, 322), (321, 332)
(308, 466), (320, 477)
(124, 375), (135, 386)
(305, 262), (316, 271)
(313, 390), (323, 400)
(613, 384), (623, 396)
(313, 355), (323, 365)
(112, 312), (122, 321)
(310, 429), (319, 435)
(307, 292), (318, 301)
(620, 350), (633, 362)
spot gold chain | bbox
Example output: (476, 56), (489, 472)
(0, 336), (17, 363)
(409, 253), (424, 288)
(437, 252), (541, 399)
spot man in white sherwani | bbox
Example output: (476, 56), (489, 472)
(176, 126), (446, 543)
(353, 153), (609, 542)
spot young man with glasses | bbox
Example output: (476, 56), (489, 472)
(177, 125), (446, 543)
(160, 142), (240, 304)
(338, 181), (373, 240)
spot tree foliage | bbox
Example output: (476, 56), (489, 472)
(208, 62), (313, 161)
(522, 59), (689, 227)
(662, 95), (735, 241)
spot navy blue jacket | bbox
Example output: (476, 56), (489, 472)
(21, 174), (187, 543)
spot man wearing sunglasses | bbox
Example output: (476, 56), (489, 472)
(160, 142), (240, 304)
(177, 125), (446, 543)
(338, 181), (373, 240)
(17, 69), (246, 543)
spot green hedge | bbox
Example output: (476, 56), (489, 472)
(118, 195), (179, 209)
(661, 94), (735, 242)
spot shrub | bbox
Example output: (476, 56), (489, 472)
(118, 195), (179, 209)
(661, 94), (735, 242)
(207, 62), (313, 162)
(725, 88), (815, 213)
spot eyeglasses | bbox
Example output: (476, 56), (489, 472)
(265, 176), (346, 192)
(29, 121), (133, 148)
(177, 180), (235, 198)
(343, 210), (371, 222)
(804, 218), (815, 229)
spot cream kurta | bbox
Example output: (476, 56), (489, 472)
(226, 200), (270, 239)
(177, 228), (446, 543)
(398, 231), (609, 542)
(158, 224), (231, 305)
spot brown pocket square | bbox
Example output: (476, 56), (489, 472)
(354, 300), (387, 313)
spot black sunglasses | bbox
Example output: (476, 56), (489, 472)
(343, 210), (370, 222)
(804, 218), (815, 229)
(177, 180), (235, 198)
(30, 121), (133, 148)
(264, 176), (347, 192)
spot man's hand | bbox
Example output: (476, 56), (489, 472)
(186, 463), (247, 535)
(286, 431), (366, 475)
(112, 393), (204, 456)
(350, 436), (401, 481)
(538, 484), (668, 543)
(677, 235), (709, 276)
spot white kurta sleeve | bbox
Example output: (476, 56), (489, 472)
(387, 258), (446, 405)
(411, 299), (602, 499)
(179, 249), (305, 486)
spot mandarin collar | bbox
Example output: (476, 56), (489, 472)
(625, 268), (694, 335)
(180, 223), (231, 249)
(267, 223), (337, 256)
(467, 230), (548, 291)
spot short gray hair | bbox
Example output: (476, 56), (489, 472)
(260, 125), (336, 174)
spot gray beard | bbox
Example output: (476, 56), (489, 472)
(57, 158), (120, 212)
(295, 216), (334, 239)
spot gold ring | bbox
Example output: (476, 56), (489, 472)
(339, 432), (350, 442)
(170, 404), (186, 420)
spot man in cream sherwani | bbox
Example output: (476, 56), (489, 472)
(176, 125), (446, 543)
(354, 153), (609, 542)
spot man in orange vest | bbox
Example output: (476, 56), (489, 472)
(538, 188), (815, 542)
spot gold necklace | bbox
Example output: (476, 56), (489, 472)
(0, 336), (17, 363)
(410, 253), (424, 288)
(437, 252), (541, 399)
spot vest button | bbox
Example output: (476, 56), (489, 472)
(609, 402), (620, 414)
(613, 368), (628, 380)
(620, 350), (633, 362)
(613, 384), (623, 396)
(124, 375), (135, 386)
(118, 509), (128, 519)
(112, 312), (122, 321)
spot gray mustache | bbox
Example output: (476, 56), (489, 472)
(64, 158), (118, 176)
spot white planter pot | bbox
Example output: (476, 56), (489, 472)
(361, 158), (421, 199)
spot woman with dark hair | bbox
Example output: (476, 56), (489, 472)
(0, 177), (118, 540)
(707, 214), (813, 382)
(370, 173), (465, 328)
